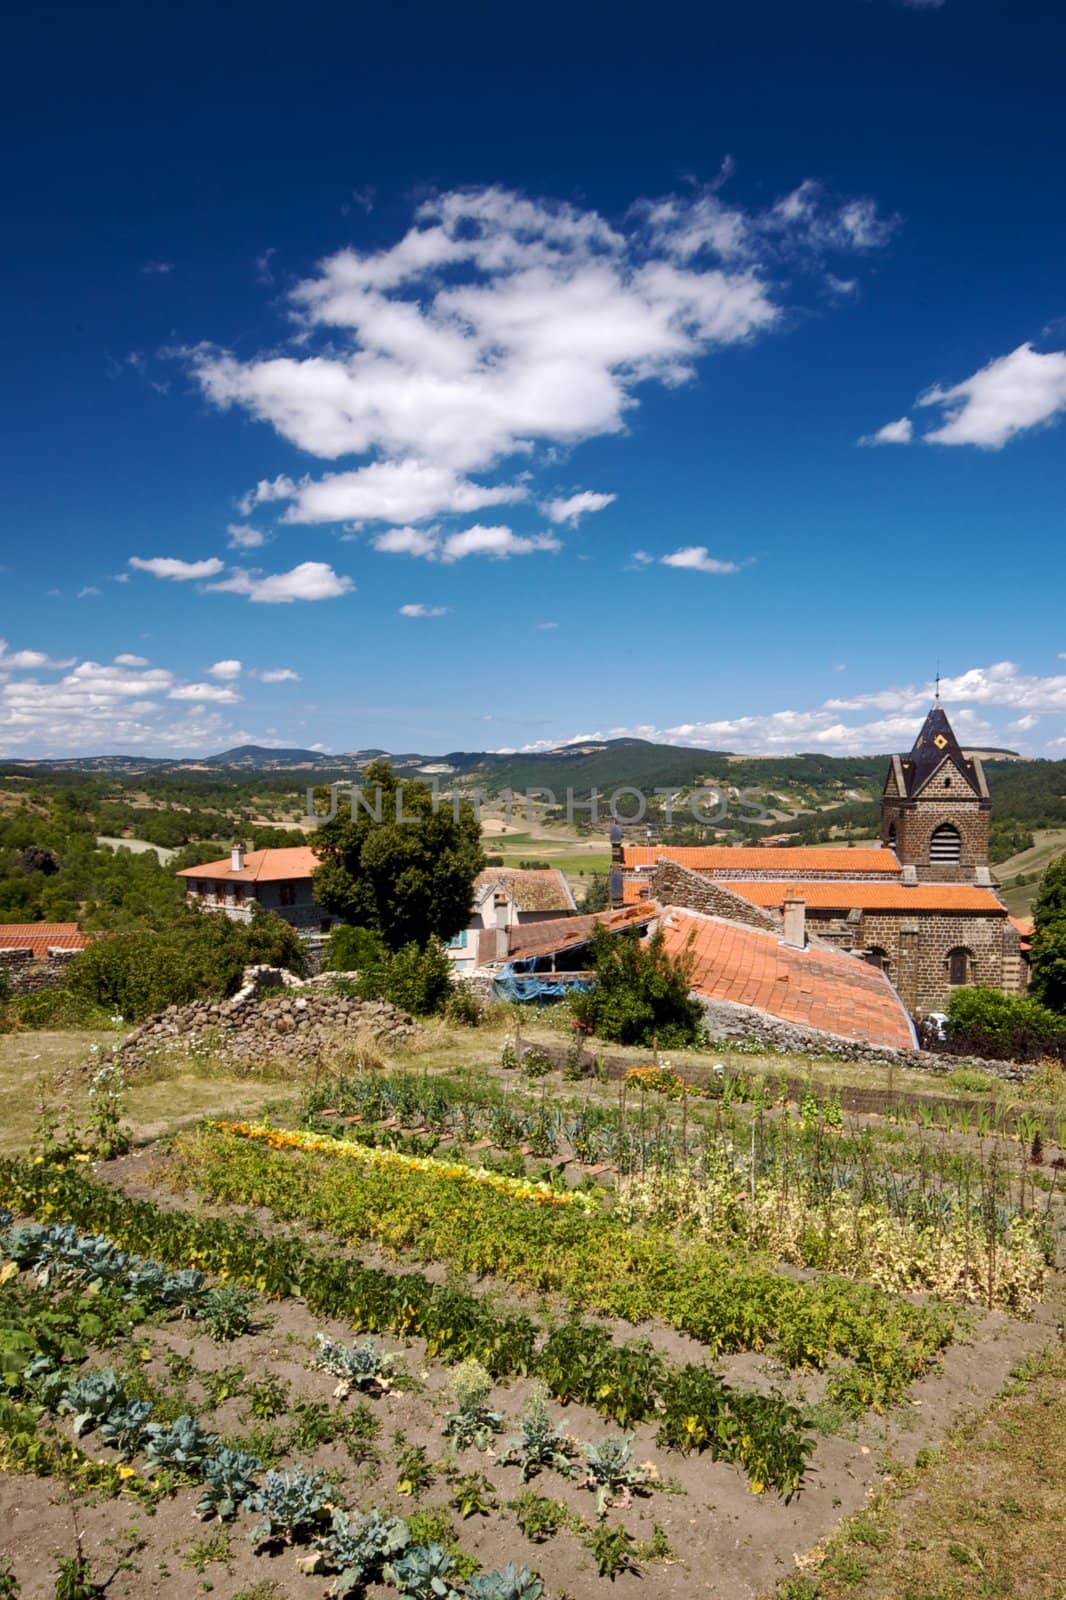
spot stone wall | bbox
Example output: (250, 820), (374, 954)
(695, 994), (1032, 1081)
(90, 978), (419, 1078)
(0, 946), (78, 996)
(650, 860), (781, 931)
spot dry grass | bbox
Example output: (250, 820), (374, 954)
(776, 1315), (1066, 1600)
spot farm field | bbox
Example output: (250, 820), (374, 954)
(0, 1015), (1063, 1600)
(994, 827), (1066, 918)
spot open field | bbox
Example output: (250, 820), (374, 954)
(0, 1009), (1063, 1599)
(995, 827), (1066, 917)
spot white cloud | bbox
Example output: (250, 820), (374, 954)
(207, 561), (354, 603)
(631, 550), (654, 566)
(227, 523), (266, 549)
(828, 661), (1066, 716)
(860, 415), (913, 445)
(208, 659), (243, 680)
(902, 0), (946, 9)
(398, 603), (449, 617)
(77, 586), (100, 598)
(238, 475), (297, 514)
(0, 642), (76, 670)
(439, 525), (560, 563)
(536, 620), (559, 630)
(168, 683), (241, 704)
(661, 545), (739, 574)
(251, 667), (301, 682)
(142, 260), (175, 275)
(129, 555), (225, 581)
(113, 653), (149, 667)
(188, 181), (894, 537)
(1009, 714), (1039, 732)
(372, 525), (440, 558)
(278, 459), (528, 526)
(542, 490), (616, 526)
(917, 343), (1066, 449)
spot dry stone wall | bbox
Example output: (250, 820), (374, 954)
(0, 947), (78, 996)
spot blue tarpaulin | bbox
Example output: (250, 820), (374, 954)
(490, 964), (591, 1004)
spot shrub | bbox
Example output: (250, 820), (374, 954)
(571, 926), (704, 1048)
(65, 908), (305, 1020)
(324, 925), (387, 974)
(946, 986), (1066, 1062)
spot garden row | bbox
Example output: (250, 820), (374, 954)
(0, 1159), (813, 1495)
(172, 1124), (956, 1413)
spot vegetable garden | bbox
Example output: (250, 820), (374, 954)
(0, 1029), (1062, 1599)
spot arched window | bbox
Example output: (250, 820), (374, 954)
(946, 947), (973, 985)
(929, 822), (962, 864)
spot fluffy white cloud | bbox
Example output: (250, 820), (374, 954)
(1009, 714), (1039, 732)
(828, 661), (1066, 715)
(207, 561), (354, 603)
(169, 682), (241, 703)
(630, 550), (654, 566)
(373, 525), (440, 558)
(208, 659), (243, 679)
(917, 343), (1066, 449)
(439, 525), (560, 563)
(227, 523), (266, 549)
(189, 182), (893, 540)
(661, 546), (739, 574)
(77, 586), (100, 599)
(0, 642), (76, 670)
(113, 653), (149, 667)
(398, 603), (449, 617)
(860, 415), (913, 445)
(252, 667), (301, 682)
(129, 556), (225, 581)
(541, 490), (616, 526)
(276, 459), (528, 526)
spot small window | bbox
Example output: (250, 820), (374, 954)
(279, 882), (297, 907)
(867, 946), (890, 975)
(929, 823), (962, 864)
(447, 930), (468, 950)
(947, 947), (973, 985)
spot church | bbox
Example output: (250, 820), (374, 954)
(615, 698), (1027, 1019)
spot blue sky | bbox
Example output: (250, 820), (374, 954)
(3, 0), (1066, 760)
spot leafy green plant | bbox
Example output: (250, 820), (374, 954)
(143, 1413), (219, 1472)
(52, 1556), (100, 1600)
(311, 1332), (398, 1396)
(199, 1283), (255, 1342)
(449, 1471), (497, 1519)
(574, 1434), (653, 1517)
(508, 1492), (576, 1543)
(395, 1442), (435, 1496)
(97, 1398), (154, 1457)
(317, 1507), (410, 1597)
(442, 1359), (502, 1452)
(384, 1543), (464, 1600)
(195, 1446), (262, 1520)
(584, 1522), (640, 1579)
(467, 1565), (544, 1600)
(58, 1369), (126, 1437)
(245, 1374), (290, 1420)
(570, 924), (704, 1048)
(200, 1364), (245, 1408)
(249, 1464), (331, 1544)
(499, 1384), (574, 1481)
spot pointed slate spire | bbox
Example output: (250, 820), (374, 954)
(900, 701), (978, 797)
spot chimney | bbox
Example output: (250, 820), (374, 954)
(901, 864), (917, 886)
(231, 841), (245, 873)
(495, 923), (510, 961)
(782, 897), (806, 950)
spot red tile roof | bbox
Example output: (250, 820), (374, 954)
(623, 845), (900, 875)
(506, 903), (654, 962)
(659, 908), (915, 1051)
(0, 923), (92, 958)
(474, 868), (576, 913)
(622, 877), (653, 906)
(726, 881), (1006, 913)
(177, 846), (319, 884)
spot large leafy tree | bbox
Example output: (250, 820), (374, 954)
(311, 760), (484, 950)
(1029, 853), (1066, 1013)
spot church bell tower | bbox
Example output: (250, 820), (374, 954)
(881, 693), (992, 885)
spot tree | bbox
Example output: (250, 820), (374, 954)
(571, 925), (704, 1048)
(311, 761), (484, 951)
(1029, 853), (1066, 1013)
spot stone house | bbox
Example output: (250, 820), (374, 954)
(0, 923), (92, 994)
(615, 698), (1025, 1017)
(176, 845), (341, 933)
(447, 867), (577, 973)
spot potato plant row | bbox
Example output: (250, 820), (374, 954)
(178, 1124), (955, 1412)
(0, 1159), (813, 1495)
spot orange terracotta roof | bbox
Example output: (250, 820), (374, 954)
(1009, 915), (1033, 936)
(622, 877), (653, 906)
(506, 903), (654, 962)
(622, 845), (900, 875)
(726, 881), (1007, 913)
(474, 868), (576, 913)
(0, 923), (92, 958)
(659, 908), (915, 1051)
(177, 846), (319, 883)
